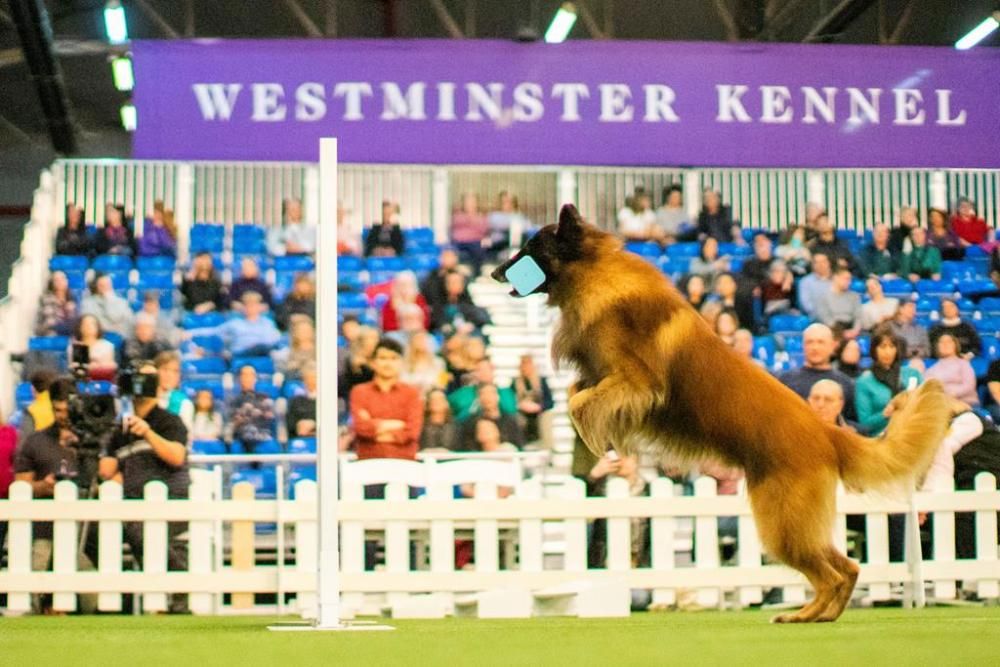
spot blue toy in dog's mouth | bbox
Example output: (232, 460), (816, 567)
(504, 255), (546, 296)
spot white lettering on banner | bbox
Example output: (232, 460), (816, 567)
(760, 85), (793, 124)
(332, 82), (373, 121)
(513, 83), (544, 121)
(295, 83), (327, 121)
(192, 83), (243, 121)
(599, 84), (634, 122)
(847, 87), (881, 125)
(251, 83), (287, 121)
(801, 86), (837, 124)
(936, 89), (967, 126)
(381, 82), (427, 120)
(551, 83), (590, 121)
(437, 82), (457, 121)
(642, 85), (679, 122)
(716, 84), (751, 122)
(465, 82), (505, 121)
(893, 88), (925, 126)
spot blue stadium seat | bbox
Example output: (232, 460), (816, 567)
(64, 271), (87, 292)
(338, 292), (369, 312)
(666, 242), (699, 258)
(406, 254), (439, 275)
(273, 255), (314, 273)
(231, 468), (277, 496)
(231, 356), (274, 375)
(135, 256), (176, 272)
(232, 253), (271, 271)
(957, 279), (995, 296)
(366, 256), (406, 272)
(233, 224), (265, 241)
(769, 314), (810, 335)
(915, 297), (937, 314)
(190, 334), (225, 355)
(191, 439), (227, 456)
(104, 270), (131, 292)
(974, 317), (1000, 334)
(982, 337), (1000, 361)
(915, 279), (955, 298)
(288, 468), (317, 497)
(92, 254), (134, 273)
(16, 382), (34, 409)
(255, 381), (281, 399)
(782, 334), (803, 353)
(49, 255), (89, 273)
(272, 271), (298, 301)
(184, 357), (228, 375)
(849, 278), (866, 293)
(288, 437), (317, 454)
(338, 271), (366, 292)
(337, 255), (364, 272)
(182, 311), (226, 329)
(880, 278), (913, 299)
(29, 335), (69, 351)
(404, 227), (435, 246)
(971, 356), (990, 379)
(368, 270), (396, 285)
(978, 297), (1000, 316)
(940, 261), (978, 282)
(283, 380), (306, 398)
(625, 241), (660, 257)
(752, 336), (776, 362)
(103, 331), (124, 350)
(182, 379), (225, 401)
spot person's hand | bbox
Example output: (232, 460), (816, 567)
(782, 273), (794, 291)
(882, 403), (896, 419)
(518, 399), (541, 414)
(358, 409), (372, 421)
(908, 273), (920, 283)
(918, 512), (928, 526)
(127, 416), (151, 438)
(589, 455), (621, 481)
(58, 428), (79, 448)
(375, 432), (396, 443)
(193, 302), (213, 315)
(40, 473), (57, 495)
(480, 238), (491, 249)
(498, 486), (514, 499)
(380, 419), (406, 431)
(297, 420), (317, 436)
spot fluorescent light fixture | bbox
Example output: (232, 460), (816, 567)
(104, 1), (128, 44)
(112, 57), (133, 91)
(544, 2), (577, 43)
(955, 14), (999, 50)
(120, 103), (137, 131)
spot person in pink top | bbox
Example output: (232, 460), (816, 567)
(950, 197), (991, 247)
(450, 192), (489, 275)
(925, 334), (980, 406)
(0, 409), (17, 553)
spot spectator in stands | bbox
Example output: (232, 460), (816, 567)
(803, 202), (825, 239)
(35, 271), (77, 337)
(688, 237), (730, 283)
(925, 334), (979, 406)
(190, 389), (223, 442)
(834, 338), (863, 379)
(226, 365), (276, 452)
(582, 450), (648, 569)
(56, 203), (94, 257)
(136, 201), (177, 258)
(929, 298), (981, 358)
(950, 197), (990, 248)
(513, 354), (554, 443)
(816, 268), (861, 332)
(986, 359), (1000, 423)
(680, 274), (708, 310)
(732, 328), (764, 367)
(154, 352), (194, 433)
(95, 203), (134, 256)
(779, 323), (857, 421)
(401, 330), (445, 395)
(654, 184), (690, 244)
(898, 226), (942, 281)
(859, 277), (899, 331)
(18, 370), (58, 441)
(364, 200), (405, 258)
(858, 223), (897, 278)
(797, 252), (833, 320)
(890, 300), (931, 360)
(287, 363), (317, 438)
(740, 233), (776, 287)
(268, 198), (315, 256)
(807, 379), (852, 429)
(228, 257), (273, 312)
(349, 337), (423, 460)
(889, 206), (919, 255)
(0, 407), (14, 554)
(140, 290), (179, 347)
(760, 260), (794, 320)
(697, 189), (736, 243)
(449, 358), (518, 421)
(429, 270), (491, 336)
(70, 314), (117, 380)
(618, 188), (656, 242)
(776, 226), (812, 277)
(855, 327), (922, 435)
(420, 388), (456, 451)
(442, 333), (475, 392)
(81, 273), (133, 337)
(451, 193), (489, 273)
(277, 317), (316, 381)
(277, 273), (316, 330)
(337, 200), (360, 256)
(15, 379), (97, 614)
(189, 292), (281, 358)
(381, 271), (430, 332)
(123, 313), (172, 368)
(487, 190), (531, 256)
(456, 383), (524, 450)
(709, 271), (753, 329)
(808, 214), (855, 272)
(341, 325), (378, 400)
(98, 366), (189, 613)
(420, 246), (462, 308)
(181, 252), (226, 314)
(714, 309), (740, 346)
(927, 207), (964, 260)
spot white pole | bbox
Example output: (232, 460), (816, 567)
(316, 138), (341, 629)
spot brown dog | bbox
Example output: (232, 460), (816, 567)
(492, 205), (951, 622)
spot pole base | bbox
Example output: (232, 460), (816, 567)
(267, 620), (395, 632)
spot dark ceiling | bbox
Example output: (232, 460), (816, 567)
(0, 0), (997, 160)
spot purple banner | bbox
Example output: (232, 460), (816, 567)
(133, 39), (1000, 168)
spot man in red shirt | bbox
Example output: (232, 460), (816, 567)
(950, 197), (990, 247)
(349, 337), (424, 461)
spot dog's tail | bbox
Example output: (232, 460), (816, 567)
(831, 379), (951, 494)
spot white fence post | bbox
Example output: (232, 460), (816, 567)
(294, 480), (319, 618)
(384, 482), (410, 610)
(932, 505), (957, 601)
(7, 481), (33, 612)
(98, 481), (124, 612)
(693, 477), (720, 608)
(866, 506), (891, 601)
(52, 481), (79, 612)
(142, 482), (169, 613)
(432, 168), (450, 244)
(683, 170), (701, 223)
(605, 477), (631, 572)
(975, 473), (999, 599)
(563, 478), (587, 572)
(736, 481), (762, 607)
(557, 169), (576, 207)
(807, 170), (826, 209)
(930, 171), (948, 210)
(474, 481), (500, 574)
(188, 475), (214, 614)
(650, 478), (676, 608)
(175, 164), (194, 266)
(517, 479), (543, 573)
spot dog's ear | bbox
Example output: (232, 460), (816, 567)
(556, 204), (583, 246)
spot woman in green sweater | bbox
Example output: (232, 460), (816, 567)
(855, 327), (923, 435)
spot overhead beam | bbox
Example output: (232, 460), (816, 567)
(577, 0), (608, 39)
(802, 0), (876, 43)
(888, 0), (916, 44)
(133, 0), (180, 38)
(713, 0), (740, 41)
(184, 0), (195, 37)
(464, 0), (475, 38)
(429, 0), (464, 38)
(325, 0), (337, 37)
(282, 0), (323, 37)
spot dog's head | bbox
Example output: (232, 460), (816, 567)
(491, 204), (592, 297)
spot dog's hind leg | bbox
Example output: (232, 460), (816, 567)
(568, 373), (663, 456)
(814, 547), (860, 622)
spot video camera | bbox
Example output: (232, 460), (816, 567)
(67, 358), (160, 450)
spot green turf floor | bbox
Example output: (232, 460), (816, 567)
(4, 607), (999, 666)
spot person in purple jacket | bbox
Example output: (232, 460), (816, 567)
(137, 201), (177, 258)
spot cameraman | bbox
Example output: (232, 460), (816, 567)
(14, 378), (97, 614)
(99, 365), (190, 613)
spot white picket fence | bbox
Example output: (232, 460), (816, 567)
(1, 463), (998, 617)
